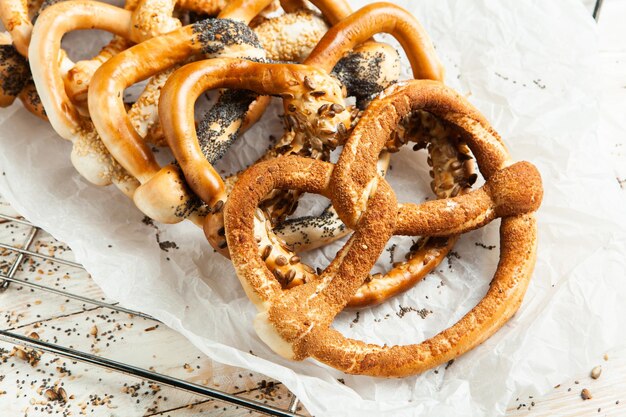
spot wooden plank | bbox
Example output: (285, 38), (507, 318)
(0, 306), (294, 416)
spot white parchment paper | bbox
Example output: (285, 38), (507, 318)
(2, 0), (626, 416)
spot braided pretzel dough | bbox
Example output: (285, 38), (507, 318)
(224, 80), (542, 377)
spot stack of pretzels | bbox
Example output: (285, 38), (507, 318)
(1, 0), (543, 377)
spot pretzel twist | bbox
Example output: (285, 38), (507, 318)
(1, 0), (134, 118)
(223, 79), (542, 377)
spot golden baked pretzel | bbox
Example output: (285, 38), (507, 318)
(88, 0), (275, 223)
(88, 0), (354, 224)
(28, 0), (225, 189)
(158, 3), (449, 306)
(0, 0), (135, 118)
(223, 80), (543, 377)
(29, 1), (146, 193)
(0, 0), (51, 118)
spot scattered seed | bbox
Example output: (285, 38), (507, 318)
(590, 366), (602, 379)
(581, 388), (592, 400)
(284, 269), (296, 284)
(275, 256), (288, 266)
(212, 200), (224, 213)
(57, 388), (68, 403)
(44, 389), (58, 401)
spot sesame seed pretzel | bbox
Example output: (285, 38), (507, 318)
(223, 80), (543, 377)
(28, 0), (223, 191)
(28, 1), (146, 193)
(158, 3), (448, 307)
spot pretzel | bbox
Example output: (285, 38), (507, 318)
(88, 0), (356, 224)
(88, 0), (273, 223)
(0, 0), (48, 117)
(159, 3), (455, 306)
(0, 0), (132, 117)
(28, 1), (146, 193)
(223, 79), (542, 377)
(51, 0), (230, 109)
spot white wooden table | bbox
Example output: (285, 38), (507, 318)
(1, 0), (625, 416)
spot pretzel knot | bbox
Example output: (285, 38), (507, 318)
(224, 79), (543, 377)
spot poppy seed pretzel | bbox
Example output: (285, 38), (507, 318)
(118, 2), (332, 148)
(28, 0), (228, 192)
(0, 32), (30, 108)
(88, 0), (275, 225)
(224, 80), (542, 377)
(0, 0), (54, 118)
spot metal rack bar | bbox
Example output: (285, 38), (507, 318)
(0, 225), (38, 290)
(0, 272), (154, 319)
(0, 330), (300, 417)
(0, 241), (83, 268)
(593, 0), (604, 21)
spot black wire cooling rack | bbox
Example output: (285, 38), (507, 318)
(0, 1), (603, 415)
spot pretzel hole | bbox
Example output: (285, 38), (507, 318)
(332, 224), (501, 346)
(61, 30), (115, 62)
